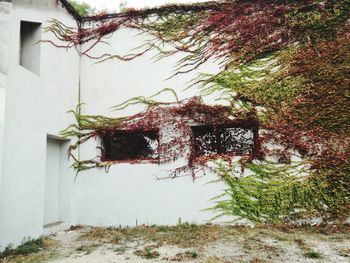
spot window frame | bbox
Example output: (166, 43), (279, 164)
(101, 129), (160, 162)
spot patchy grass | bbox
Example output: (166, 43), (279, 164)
(134, 246), (160, 259)
(75, 244), (98, 255)
(166, 250), (199, 261)
(294, 238), (308, 249)
(112, 245), (128, 254)
(0, 238), (45, 259)
(2, 224), (350, 262)
(294, 238), (322, 259)
(79, 223), (228, 248)
(202, 256), (229, 263)
(184, 250), (198, 259)
(0, 237), (59, 263)
(0, 252), (59, 263)
(336, 247), (350, 258)
(305, 250), (322, 259)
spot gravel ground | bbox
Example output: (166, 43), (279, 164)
(2, 223), (350, 263)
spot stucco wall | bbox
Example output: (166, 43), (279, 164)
(76, 28), (228, 227)
(0, 1), (239, 250)
(0, 0), (79, 250)
(0, 1), (11, 200)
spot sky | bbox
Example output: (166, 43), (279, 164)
(76, 0), (208, 12)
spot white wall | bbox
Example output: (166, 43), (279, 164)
(72, 165), (226, 227)
(0, 0), (79, 250)
(80, 28), (221, 118)
(0, 1), (11, 75)
(0, 1), (11, 194)
(75, 27), (227, 227)
(0, 1), (235, 250)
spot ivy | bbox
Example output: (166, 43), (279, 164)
(61, 89), (255, 178)
(210, 160), (350, 224)
(48, 0), (350, 223)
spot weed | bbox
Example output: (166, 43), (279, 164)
(185, 250), (198, 258)
(318, 228), (329, 235)
(113, 245), (128, 254)
(65, 225), (83, 232)
(169, 250), (199, 261)
(337, 248), (350, 258)
(134, 247), (160, 259)
(203, 256), (230, 263)
(5, 252), (59, 263)
(0, 237), (59, 263)
(294, 239), (307, 249)
(0, 238), (44, 259)
(75, 244), (97, 255)
(305, 250), (322, 259)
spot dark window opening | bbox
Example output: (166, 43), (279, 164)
(192, 126), (218, 156)
(102, 130), (159, 161)
(20, 21), (42, 75)
(192, 125), (257, 157)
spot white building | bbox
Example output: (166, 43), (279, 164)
(0, 0), (256, 250)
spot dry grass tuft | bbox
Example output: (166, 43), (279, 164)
(166, 250), (198, 261)
(79, 223), (228, 248)
(251, 257), (265, 263)
(133, 246), (160, 259)
(0, 237), (60, 263)
(1, 252), (59, 263)
(202, 256), (230, 263)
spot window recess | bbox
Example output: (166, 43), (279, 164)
(192, 125), (257, 157)
(102, 130), (159, 161)
(19, 21), (42, 75)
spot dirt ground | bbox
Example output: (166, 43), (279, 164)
(1, 223), (350, 263)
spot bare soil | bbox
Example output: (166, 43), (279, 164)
(1, 223), (350, 263)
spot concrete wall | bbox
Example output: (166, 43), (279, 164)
(75, 28), (227, 227)
(0, 0), (233, 250)
(0, 0), (11, 199)
(0, 0), (79, 250)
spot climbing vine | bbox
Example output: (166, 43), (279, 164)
(62, 88), (258, 178)
(210, 161), (350, 224)
(50, 0), (349, 223)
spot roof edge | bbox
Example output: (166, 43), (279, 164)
(57, 0), (83, 24)
(57, 0), (223, 27)
(82, 1), (221, 23)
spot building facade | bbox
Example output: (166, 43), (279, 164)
(0, 0), (234, 250)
